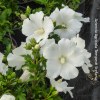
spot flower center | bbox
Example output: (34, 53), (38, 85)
(34, 28), (45, 35)
(59, 56), (66, 64)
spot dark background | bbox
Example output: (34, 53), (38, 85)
(63, 0), (100, 100)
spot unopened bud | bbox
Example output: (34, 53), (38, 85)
(21, 14), (27, 20)
(34, 44), (40, 49)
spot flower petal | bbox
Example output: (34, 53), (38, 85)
(60, 63), (79, 80)
(12, 42), (32, 57)
(43, 17), (54, 35)
(46, 60), (61, 79)
(58, 39), (76, 56)
(43, 43), (60, 59)
(22, 11), (44, 37)
(74, 12), (90, 22)
(50, 78), (74, 98)
(0, 94), (15, 100)
(71, 35), (85, 49)
(22, 18), (37, 36)
(82, 64), (90, 73)
(40, 39), (55, 55)
(54, 19), (82, 39)
(29, 11), (44, 27)
(68, 48), (84, 67)
(0, 63), (8, 75)
(50, 8), (59, 22)
(20, 70), (31, 82)
(60, 6), (75, 22)
(7, 53), (25, 70)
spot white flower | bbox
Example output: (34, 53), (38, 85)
(43, 38), (84, 80)
(22, 11), (54, 42)
(61, 4), (90, 22)
(7, 53), (25, 70)
(0, 52), (8, 75)
(81, 52), (92, 73)
(71, 35), (92, 73)
(20, 67), (34, 82)
(71, 34), (85, 49)
(0, 94), (15, 100)
(50, 6), (89, 39)
(74, 12), (90, 22)
(7, 42), (32, 70)
(20, 70), (30, 82)
(50, 78), (74, 98)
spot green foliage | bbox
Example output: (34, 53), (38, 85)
(67, 0), (81, 10)
(25, 6), (31, 17)
(33, 0), (81, 14)
(3, 38), (12, 56)
(0, 8), (12, 41)
(0, 54), (61, 99)
(0, 0), (19, 54)
(33, 0), (66, 14)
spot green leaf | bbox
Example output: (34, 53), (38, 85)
(54, 25), (66, 30)
(34, 0), (48, 5)
(67, 0), (81, 10)
(25, 6), (31, 16)
(0, 9), (12, 21)
(17, 93), (26, 100)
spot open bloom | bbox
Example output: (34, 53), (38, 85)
(43, 38), (85, 80)
(71, 35), (92, 73)
(22, 11), (54, 43)
(0, 94), (15, 100)
(50, 6), (89, 39)
(50, 78), (74, 98)
(7, 42), (32, 70)
(0, 52), (8, 75)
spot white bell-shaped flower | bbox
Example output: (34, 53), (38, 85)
(0, 94), (15, 100)
(20, 67), (34, 82)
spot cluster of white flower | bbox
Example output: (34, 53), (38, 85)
(0, 5), (92, 99)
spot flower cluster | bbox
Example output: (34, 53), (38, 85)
(0, 5), (92, 99)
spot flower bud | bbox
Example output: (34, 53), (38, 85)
(20, 14), (27, 20)
(34, 44), (40, 49)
